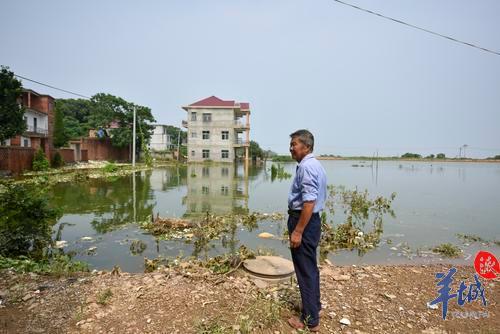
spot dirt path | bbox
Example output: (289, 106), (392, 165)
(0, 263), (497, 333)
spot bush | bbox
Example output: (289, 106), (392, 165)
(32, 148), (50, 171)
(401, 152), (422, 159)
(51, 151), (64, 168)
(0, 253), (88, 275)
(0, 181), (60, 259)
(102, 162), (118, 173)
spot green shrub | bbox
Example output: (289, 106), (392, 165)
(32, 148), (50, 171)
(51, 151), (64, 168)
(0, 181), (60, 259)
(0, 254), (88, 275)
(432, 243), (461, 257)
(102, 162), (118, 173)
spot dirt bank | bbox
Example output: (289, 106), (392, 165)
(0, 263), (497, 333)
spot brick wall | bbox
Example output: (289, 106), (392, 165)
(0, 147), (35, 175)
(58, 148), (75, 163)
(80, 138), (129, 161)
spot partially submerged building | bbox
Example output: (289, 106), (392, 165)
(182, 96), (250, 163)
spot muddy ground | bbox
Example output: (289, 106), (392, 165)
(0, 263), (497, 334)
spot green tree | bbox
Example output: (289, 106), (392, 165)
(54, 98), (93, 138)
(249, 140), (263, 159)
(53, 105), (69, 147)
(436, 153), (446, 159)
(401, 152), (422, 159)
(0, 181), (60, 259)
(0, 66), (26, 142)
(88, 93), (155, 149)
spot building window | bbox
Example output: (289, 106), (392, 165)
(202, 131), (210, 140)
(191, 112), (197, 121)
(191, 150), (195, 157)
(191, 131), (197, 138)
(202, 113), (212, 122)
(202, 167), (210, 177)
(202, 149), (210, 159)
(221, 186), (229, 196)
(202, 186), (210, 195)
(221, 131), (229, 140)
(221, 150), (229, 159)
(221, 167), (229, 177)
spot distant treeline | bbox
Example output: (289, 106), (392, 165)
(318, 153), (500, 160)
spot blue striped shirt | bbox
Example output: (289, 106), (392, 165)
(288, 153), (327, 213)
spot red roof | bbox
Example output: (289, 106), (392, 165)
(186, 96), (250, 110)
(189, 96), (235, 107)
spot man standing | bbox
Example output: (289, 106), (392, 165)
(287, 129), (327, 332)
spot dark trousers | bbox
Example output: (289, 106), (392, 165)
(287, 211), (321, 327)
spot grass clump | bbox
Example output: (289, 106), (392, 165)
(96, 288), (113, 305)
(102, 162), (118, 173)
(432, 243), (461, 257)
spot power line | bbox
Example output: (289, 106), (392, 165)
(332, 0), (500, 57)
(14, 74), (91, 99)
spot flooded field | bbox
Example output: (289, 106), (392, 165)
(51, 160), (500, 272)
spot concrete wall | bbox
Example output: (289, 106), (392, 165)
(186, 108), (237, 162)
(150, 125), (174, 151)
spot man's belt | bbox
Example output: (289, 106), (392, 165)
(287, 208), (320, 218)
(287, 209), (302, 217)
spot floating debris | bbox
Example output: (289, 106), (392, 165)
(54, 240), (68, 249)
(130, 240), (147, 255)
(86, 246), (97, 255)
(258, 232), (275, 239)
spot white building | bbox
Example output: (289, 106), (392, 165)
(149, 124), (176, 151)
(182, 96), (250, 163)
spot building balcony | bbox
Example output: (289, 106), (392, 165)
(234, 120), (250, 129)
(234, 139), (249, 147)
(24, 125), (48, 137)
(182, 120), (188, 128)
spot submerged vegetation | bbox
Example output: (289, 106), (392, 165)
(319, 185), (396, 258)
(432, 243), (461, 258)
(270, 164), (291, 181)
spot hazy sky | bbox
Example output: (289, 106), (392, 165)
(1, 0), (499, 157)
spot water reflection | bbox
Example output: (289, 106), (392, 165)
(51, 171), (156, 233)
(49, 161), (500, 271)
(183, 164), (252, 217)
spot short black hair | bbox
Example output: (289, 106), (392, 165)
(290, 129), (314, 152)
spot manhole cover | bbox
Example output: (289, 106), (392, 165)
(243, 256), (294, 278)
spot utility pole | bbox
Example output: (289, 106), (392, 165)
(132, 106), (136, 167)
(176, 128), (181, 161)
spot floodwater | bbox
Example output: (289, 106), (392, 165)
(51, 160), (500, 272)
